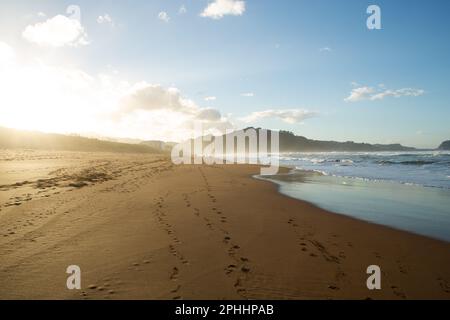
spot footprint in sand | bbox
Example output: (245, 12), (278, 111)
(228, 247), (238, 257)
(335, 269), (347, 281)
(391, 285), (407, 299)
(203, 217), (213, 230)
(396, 260), (408, 274)
(169, 267), (179, 280)
(241, 266), (250, 273)
(225, 264), (237, 274)
(328, 284), (339, 290)
(171, 285), (181, 293)
(437, 277), (450, 293)
(169, 245), (179, 256)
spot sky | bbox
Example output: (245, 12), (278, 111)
(0, 0), (449, 148)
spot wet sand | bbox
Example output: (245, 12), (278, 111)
(0, 150), (449, 299)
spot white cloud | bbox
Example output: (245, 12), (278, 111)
(0, 42), (15, 67)
(22, 14), (88, 47)
(117, 84), (226, 123)
(97, 14), (114, 26)
(0, 42), (235, 142)
(345, 84), (425, 102)
(204, 96), (217, 101)
(240, 92), (254, 97)
(37, 12), (46, 18)
(0, 49), (232, 142)
(371, 88), (425, 100)
(179, 5), (187, 15)
(116, 83), (232, 139)
(344, 86), (375, 102)
(119, 84), (196, 114)
(201, 0), (246, 19)
(319, 47), (332, 52)
(158, 11), (170, 23)
(240, 109), (317, 124)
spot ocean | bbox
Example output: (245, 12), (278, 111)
(262, 151), (450, 242)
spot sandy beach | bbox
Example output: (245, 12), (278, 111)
(0, 150), (449, 300)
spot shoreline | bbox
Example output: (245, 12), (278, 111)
(257, 167), (450, 247)
(0, 151), (449, 299)
(259, 172), (449, 245)
(261, 167), (450, 243)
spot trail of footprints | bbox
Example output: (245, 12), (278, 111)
(287, 217), (348, 292)
(288, 218), (342, 264)
(197, 167), (251, 298)
(0, 199), (73, 241)
(82, 277), (122, 299)
(1, 187), (64, 212)
(79, 252), (153, 299)
(103, 161), (173, 194)
(154, 194), (188, 299)
(1, 161), (173, 237)
(287, 217), (414, 298)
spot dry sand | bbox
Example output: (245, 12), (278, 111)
(0, 150), (449, 299)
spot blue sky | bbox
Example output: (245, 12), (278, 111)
(0, 0), (449, 147)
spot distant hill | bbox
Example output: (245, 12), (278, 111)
(189, 128), (416, 152)
(0, 126), (418, 155)
(277, 130), (415, 152)
(0, 127), (161, 154)
(438, 140), (450, 150)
